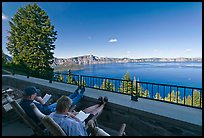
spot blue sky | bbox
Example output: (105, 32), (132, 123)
(2, 2), (202, 58)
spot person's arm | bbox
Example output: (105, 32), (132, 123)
(66, 112), (81, 122)
(34, 102), (52, 115)
(72, 110), (79, 116)
(34, 96), (45, 105)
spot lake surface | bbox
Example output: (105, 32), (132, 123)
(70, 62), (202, 88)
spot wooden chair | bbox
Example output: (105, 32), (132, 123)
(118, 123), (126, 136)
(30, 102), (125, 136)
(30, 103), (67, 136)
(87, 120), (127, 136)
(5, 94), (45, 136)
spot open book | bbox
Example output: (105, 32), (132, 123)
(75, 110), (90, 122)
(34, 93), (52, 104)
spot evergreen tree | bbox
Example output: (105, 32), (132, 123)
(57, 74), (64, 82)
(155, 92), (163, 100)
(2, 50), (7, 65)
(132, 75), (137, 95)
(67, 73), (73, 84)
(100, 79), (115, 91)
(132, 76), (144, 97)
(77, 76), (86, 87)
(175, 91), (182, 103)
(165, 90), (182, 103)
(67, 70), (77, 84)
(193, 90), (201, 107)
(165, 90), (177, 102)
(77, 80), (86, 87)
(132, 76), (143, 96)
(119, 72), (132, 94)
(144, 89), (149, 97)
(94, 84), (99, 89)
(6, 3), (57, 79)
(185, 95), (192, 106)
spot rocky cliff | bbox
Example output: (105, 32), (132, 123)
(4, 54), (202, 67)
(52, 55), (202, 66)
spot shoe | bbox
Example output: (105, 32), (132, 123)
(98, 96), (103, 102)
(80, 86), (85, 94)
(75, 86), (81, 94)
(97, 96), (103, 105)
(103, 96), (108, 104)
(77, 85), (81, 91)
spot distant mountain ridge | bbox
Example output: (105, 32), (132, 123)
(52, 54), (202, 66)
(4, 54), (202, 67)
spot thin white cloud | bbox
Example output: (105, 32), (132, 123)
(2, 13), (8, 20)
(109, 38), (117, 43)
(185, 49), (192, 52)
(153, 49), (158, 52)
(127, 51), (131, 54)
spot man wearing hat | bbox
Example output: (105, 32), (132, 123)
(19, 86), (52, 124)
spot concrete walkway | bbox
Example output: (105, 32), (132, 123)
(2, 119), (34, 136)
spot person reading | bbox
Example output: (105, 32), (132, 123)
(49, 95), (108, 136)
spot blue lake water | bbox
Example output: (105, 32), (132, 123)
(70, 62), (202, 88)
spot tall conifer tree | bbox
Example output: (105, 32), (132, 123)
(6, 3), (57, 79)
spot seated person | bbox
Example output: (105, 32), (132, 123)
(19, 86), (85, 124)
(49, 95), (108, 136)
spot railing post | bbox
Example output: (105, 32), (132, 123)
(135, 81), (138, 101)
(130, 81), (133, 99)
(49, 71), (53, 83)
(27, 69), (29, 78)
(49, 79), (52, 83)
(79, 75), (81, 86)
(80, 75), (83, 86)
(12, 64), (15, 75)
(131, 80), (138, 101)
(12, 68), (15, 75)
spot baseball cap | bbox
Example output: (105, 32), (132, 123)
(24, 86), (40, 96)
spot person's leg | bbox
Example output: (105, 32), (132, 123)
(83, 96), (108, 114)
(47, 87), (81, 112)
(69, 86), (80, 99)
(88, 104), (105, 115)
(80, 86), (85, 94)
(83, 104), (101, 114)
(70, 86), (86, 105)
(71, 93), (84, 106)
(84, 104), (105, 126)
(48, 95), (81, 112)
(48, 102), (57, 112)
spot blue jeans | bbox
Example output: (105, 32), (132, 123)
(48, 89), (83, 112)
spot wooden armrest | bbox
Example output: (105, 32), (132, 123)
(118, 123), (126, 136)
(30, 103), (46, 120)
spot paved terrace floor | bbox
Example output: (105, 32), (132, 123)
(2, 74), (202, 136)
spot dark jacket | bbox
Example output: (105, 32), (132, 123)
(19, 99), (52, 123)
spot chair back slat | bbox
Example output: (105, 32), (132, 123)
(30, 103), (67, 136)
